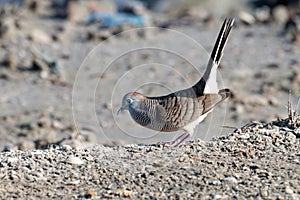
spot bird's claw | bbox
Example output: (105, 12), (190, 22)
(157, 132), (191, 147)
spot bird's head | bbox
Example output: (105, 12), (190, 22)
(117, 92), (145, 115)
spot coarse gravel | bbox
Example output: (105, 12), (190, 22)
(0, 117), (299, 199)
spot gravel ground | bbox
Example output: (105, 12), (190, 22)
(0, 116), (299, 199)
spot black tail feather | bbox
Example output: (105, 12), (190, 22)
(209, 18), (234, 66)
(192, 18), (234, 96)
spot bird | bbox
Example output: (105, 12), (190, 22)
(118, 18), (234, 146)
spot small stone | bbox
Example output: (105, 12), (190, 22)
(234, 104), (244, 114)
(114, 189), (132, 197)
(85, 189), (96, 199)
(178, 154), (189, 162)
(3, 143), (18, 152)
(51, 120), (63, 129)
(213, 194), (223, 199)
(18, 140), (36, 150)
(103, 193), (113, 198)
(223, 177), (238, 184)
(285, 132), (296, 143)
(67, 179), (81, 185)
(27, 0), (39, 13)
(61, 144), (72, 151)
(7, 157), (18, 163)
(32, 57), (48, 71)
(267, 63), (280, 69)
(40, 70), (48, 79)
(29, 29), (52, 44)
(272, 5), (288, 24)
(0, 72), (11, 80)
(153, 159), (165, 167)
(260, 187), (268, 197)
(268, 96), (280, 106)
(5, 53), (18, 71)
(239, 11), (255, 25)
(65, 156), (85, 165)
(208, 179), (221, 185)
(285, 186), (293, 194)
(102, 102), (112, 109)
(255, 6), (271, 22)
(0, 17), (16, 39)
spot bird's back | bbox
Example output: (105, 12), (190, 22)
(129, 88), (230, 132)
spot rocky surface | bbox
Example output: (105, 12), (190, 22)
(0, 116), (299, 199)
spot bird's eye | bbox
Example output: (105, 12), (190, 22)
(126, 98), (133, 104)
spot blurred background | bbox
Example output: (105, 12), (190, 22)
(0, 0), (299, 150)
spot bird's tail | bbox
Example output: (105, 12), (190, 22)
(193, 18), (234, 95)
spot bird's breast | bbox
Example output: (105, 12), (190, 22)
(128, 103), (180, 132)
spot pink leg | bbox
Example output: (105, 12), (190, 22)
(158, 132), (191, 147)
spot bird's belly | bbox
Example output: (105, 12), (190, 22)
(134, 112), (208, 133)
(182, 113), (208, 134)
(134, 118), (180, 132)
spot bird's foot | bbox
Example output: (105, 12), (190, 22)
(157, 141), (176, 146)
(158, 132), (191, 147)
(175, 140), (193, 147)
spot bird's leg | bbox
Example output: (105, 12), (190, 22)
(173, 132), (192, 147)
(158, 132), (191, 147)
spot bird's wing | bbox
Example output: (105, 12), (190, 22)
(197, 88), (231, 115)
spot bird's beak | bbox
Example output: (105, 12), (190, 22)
(117, 106), (125, 115)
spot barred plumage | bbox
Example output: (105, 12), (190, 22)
(118, 18), (234, 146)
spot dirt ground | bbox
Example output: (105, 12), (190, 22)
(0, 116), (299, 199)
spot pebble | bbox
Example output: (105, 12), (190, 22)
(18, 140), (35, 150)
(51, 120), (64, 130)
(85, 189), (96, 199)
(260, 187), (269, 197)
(65, 156), (85, 165)
(114, 189), (133, 197)
(67, 179), (81, 185)
(0, 72), (11, 80)
(255, 6), (271, 23)
(29, 29), (52, 44)
(5, 53), (18, 71)
(239, 11), (256, 25)
(213, 194), (223, 199)
(285, 186), (293, 194)
(285, 132), (297, 142)
(0, 17), (16, 39)
(223, 177), (238, 184)
(32, 57), (48, 71)
(268, 96), (280, 106)
(7, 157), (18, 163)
(40, 70), (48, 79)
(61, 144), (72, 151)
(272, 5), (289, 24)
(178, 154), (189, 162)
(208, 179), (221, 185)
(234, 104), (245, 114)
